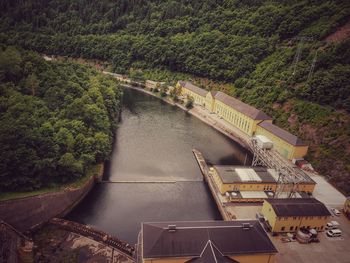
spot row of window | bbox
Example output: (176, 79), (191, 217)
(215, 103), (251, 133)
(230, 185), (275, 190)
(280, 225), (324, 231)
(278, 216), (328, 221)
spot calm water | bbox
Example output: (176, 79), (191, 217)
(66, 88), (251, 244)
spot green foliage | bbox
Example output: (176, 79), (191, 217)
(185, 96), (194, 109)
(0, 46), (122, 191)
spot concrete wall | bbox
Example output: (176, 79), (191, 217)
(0, 164), (103, 233)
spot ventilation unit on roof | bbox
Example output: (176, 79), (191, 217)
(242, 223), (252, 230)
(168, 225), (177, 232)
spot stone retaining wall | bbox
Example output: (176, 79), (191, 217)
(0, 164), (103, 233)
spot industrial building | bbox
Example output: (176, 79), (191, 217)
(177, 81), (308, 160)
(261, 198), (331, 234)
(177, 81), (207, 106)
(138, 220), (277, 263)
(211, 166), (315, 202)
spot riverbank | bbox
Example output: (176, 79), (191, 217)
(122, 84), (250, 151)
(0, 164), (104, 232)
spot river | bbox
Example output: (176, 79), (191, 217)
(66, 88), (251, 244)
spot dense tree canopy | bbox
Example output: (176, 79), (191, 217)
(0, 46), (122, 191)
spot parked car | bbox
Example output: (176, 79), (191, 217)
(331, 208), (341, 216)
(326, 221), (340, 230)
(326, 229), (342, 237)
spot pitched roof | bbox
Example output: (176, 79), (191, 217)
(213, 166), (277, 184)
(258, 121), (307, 146)
(266, 198), (331, 217)
(142, 220), (277, 259)
(178, 81), (208, 97)
(214, 92), (272, 120)
(185, 240), (238, 263)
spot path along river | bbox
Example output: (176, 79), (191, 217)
(66, 88), (252, 244)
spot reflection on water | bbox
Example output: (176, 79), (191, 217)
(67, 88), (251, 244)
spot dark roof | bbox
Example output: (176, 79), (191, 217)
(213, 166), (277, 184)
(214, 92), (272, 120)
(142, 220), (277, 259)
(178, 81), (208, 97)
(266, 198), (331, 217)
(258, 121), (307, 146)
(186, 240), (238, 263)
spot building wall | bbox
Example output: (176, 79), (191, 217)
(255, 126), (308, 160)
(261, 201), (330, 233)
(232, 254), (275, 263)
(212, 168), (276, 194)
(344, 198), (350, 218)
(214, 100), (255, 136)
(295, 183), (316, 194)
(180, 88), (206, 106)
(143, 254), (275, 263)
(205, 93), (215, 112)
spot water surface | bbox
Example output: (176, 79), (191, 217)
(67, 88), (251, 244)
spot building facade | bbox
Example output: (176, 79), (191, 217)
(256, 121), (308, 159)
(261, 198), (331, 234)
(139, 220), (277, 263)
(176, 80), (309, 159)
(177, 81), (207, 106)
(211, 166), (315, 202)
(344, 197), (350, 219)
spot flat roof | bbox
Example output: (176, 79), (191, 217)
(214, 91), (272, 120)
(213, 166), (277, 184)
(142, 220), (277, 259)
(178, 81), (208, 97)
(266, 198), (331, 217)
(258, 121), (307, 146)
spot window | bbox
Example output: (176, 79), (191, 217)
(284, 217), (288, 220)
(293, 217), (297, 220)
(281, 227), (285, 231)
(290, 226), (294, 231)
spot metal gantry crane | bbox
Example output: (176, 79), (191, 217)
(249, 138), (311, 198)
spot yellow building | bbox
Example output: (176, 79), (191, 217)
(211, 166), (315, 202)
(261, 198), (331, 234)
(139, 220), (277, 263)
(212, 166), (277, 195)
(344, 197), (350, 219)
(256, 121), (308, 160)
(176, 80), (309, 160)
(177, 81), (208, 106)
(212, 91), (272, 136)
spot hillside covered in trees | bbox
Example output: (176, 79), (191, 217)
(0, 46), (122, 191)
(0, 0), (349, 193)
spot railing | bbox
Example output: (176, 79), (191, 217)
(50, 218), (135, 258)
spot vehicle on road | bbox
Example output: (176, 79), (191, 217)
(326, 229), (342, 237)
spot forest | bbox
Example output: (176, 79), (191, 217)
(0, 46), (122, 191)
(0, 0), (349, 193)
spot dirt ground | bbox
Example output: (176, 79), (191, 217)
(33, 226), (134, 263)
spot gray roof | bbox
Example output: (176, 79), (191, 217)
(185, 240), (238, 263)
(142, 220), (277, 259)
(266, 198), (331, 217)
(213, 166), (277, 184)
(214, 92), (272, 120)
(258, 121), (307, 146)
(178, 81), (208, 97)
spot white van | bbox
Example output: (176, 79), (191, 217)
(326, 229), (342, 237)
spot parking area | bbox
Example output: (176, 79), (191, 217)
(273, 213), (350, 263)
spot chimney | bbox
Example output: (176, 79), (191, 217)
(242, 223), (252, 230)
(168, 225), (177, 233)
